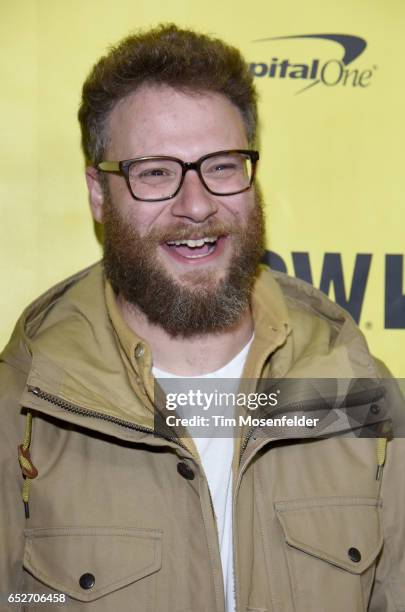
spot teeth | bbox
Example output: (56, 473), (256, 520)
(166, 236), (218, 247)
(183, 238), (204, 247)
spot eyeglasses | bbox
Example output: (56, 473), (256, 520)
(97, 149), (259, 202)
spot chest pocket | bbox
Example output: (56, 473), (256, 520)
(275, 497), (383, 612)
(23, 526), (162, 610)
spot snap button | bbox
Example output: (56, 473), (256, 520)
(370, 404), (380, 415)
(348, 547), (361, 563)
(177, 461), (195, 480)
(134, 344), (145, 359)
(79, 572), (95, 589)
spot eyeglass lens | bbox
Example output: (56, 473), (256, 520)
(127, 152), (253, 200)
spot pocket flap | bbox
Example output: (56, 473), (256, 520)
(275, 497), (383, 574)
(24, 526), (162, 602)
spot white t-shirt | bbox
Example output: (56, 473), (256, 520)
(153, 337), (253, 612)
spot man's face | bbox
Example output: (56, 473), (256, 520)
(93, 85), (265, 337)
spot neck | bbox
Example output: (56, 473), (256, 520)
(116, 294), (254, 376)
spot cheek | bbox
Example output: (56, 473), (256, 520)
(127, 204), (170, 236)
(221, 193), (255, 221)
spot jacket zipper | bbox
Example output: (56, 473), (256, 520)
(239, 429), (254, 463)
(28, 385), (188, 451)
(238, 383), (388, 465)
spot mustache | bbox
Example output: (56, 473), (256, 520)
(148, 221), (241, 243)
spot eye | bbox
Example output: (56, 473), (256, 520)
(202, 152), (249, 177)
(203, 159), (240, 177)
(139, 167), (172, 178)
(211, 163), (237, 173)
(129, 161), (179, 183)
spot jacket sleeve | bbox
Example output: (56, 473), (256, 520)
(0, 361), (28, 606)
(369, 373), (405, 611)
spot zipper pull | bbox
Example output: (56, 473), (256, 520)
(18, 411), (38, 518)
(375, 437), (387, 481)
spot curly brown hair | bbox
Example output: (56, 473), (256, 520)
(78, 24), (257, 165)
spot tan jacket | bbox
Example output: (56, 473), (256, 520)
(1, 262), (404, 612)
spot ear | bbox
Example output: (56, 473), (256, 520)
(86, 166), (105, 224)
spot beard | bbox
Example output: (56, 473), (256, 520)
(103, 189), (265, 338)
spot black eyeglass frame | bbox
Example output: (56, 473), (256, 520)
(97, 149), (259, 202)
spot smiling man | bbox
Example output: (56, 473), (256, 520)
(1, 24), (404, 612)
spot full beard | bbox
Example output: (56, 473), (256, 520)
(103, 191), (265, 338)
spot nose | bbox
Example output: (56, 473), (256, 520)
(169, 168), (219, 223)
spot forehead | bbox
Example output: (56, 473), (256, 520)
(105, 84), (248, 159)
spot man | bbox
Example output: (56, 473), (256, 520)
(0, 24), (404, 612)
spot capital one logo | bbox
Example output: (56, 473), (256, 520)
(250, 34), (377, 93)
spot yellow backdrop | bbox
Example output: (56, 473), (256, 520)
(1, 1), (404, 375)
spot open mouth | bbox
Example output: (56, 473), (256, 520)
(164, 235), (224, 260)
